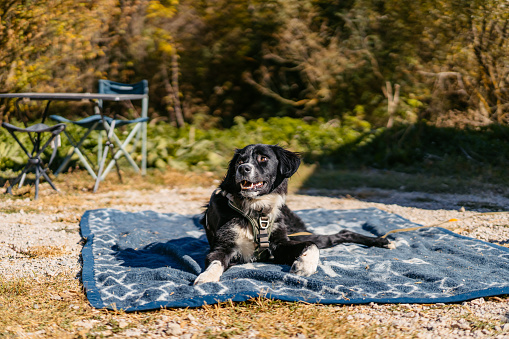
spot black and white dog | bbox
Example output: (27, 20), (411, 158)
(194, 144), (391, 285)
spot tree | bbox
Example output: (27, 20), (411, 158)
(0, 0), (179, 122)
(1, 0), (508, 128)
(467, 0), (509, 123)
(242, 0), (396, 121)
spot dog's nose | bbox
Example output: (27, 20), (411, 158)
(238, 164), (252, 175)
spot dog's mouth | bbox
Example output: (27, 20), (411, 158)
(240, 180), (265, 191)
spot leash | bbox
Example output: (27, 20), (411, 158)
(381, 211), (509, 238)
(288, 232), (312, 237)
(285, 211), (509, 239)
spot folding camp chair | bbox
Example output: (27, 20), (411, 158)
(50, 80), (149, 189)
(2, 100), (66, 199)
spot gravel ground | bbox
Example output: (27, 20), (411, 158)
(1, 184), (509, 338)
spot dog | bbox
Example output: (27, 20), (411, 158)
(194, 144), (391, 285)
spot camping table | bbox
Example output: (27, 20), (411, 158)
(0, 92), (148, 188)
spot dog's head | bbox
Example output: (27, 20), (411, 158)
(220, 144), (301, 198)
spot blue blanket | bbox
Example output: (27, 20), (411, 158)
(80, 208), (509, 311)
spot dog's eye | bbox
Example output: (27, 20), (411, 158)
(258, 155), (268, 163)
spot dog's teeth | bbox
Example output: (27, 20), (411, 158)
(241, 181), (254, 189)
(240, 181), (264, 190)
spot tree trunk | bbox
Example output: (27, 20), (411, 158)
(171, 50), (185, 128)
(383, 81), (400, 128)
(161, 50), (185, 128)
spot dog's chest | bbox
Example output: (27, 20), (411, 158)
(233, 224), (257, 263)
(231, 193), (285, 263)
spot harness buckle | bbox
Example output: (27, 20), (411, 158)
(259, 216), (270, 230)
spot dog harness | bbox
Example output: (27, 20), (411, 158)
(220, 190), (275, 258)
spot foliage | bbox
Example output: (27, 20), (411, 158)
(0, 1), (112, 94)
(0, 117), (370, 174)
(0, 0), (178, 119)
(0, 0), (508, 128)
(144, 115), (370, 171)
(3, 117), (509, 187)
(238, 0), (509, 126)
(159, 0), (509, 126)
(332, 121), (509, 179)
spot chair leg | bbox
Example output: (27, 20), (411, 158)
(108, 129), (140, 172)
(55, 123), (99, 177)
(98, 130), (103, 165)
(34, 164), (40, 200)
(142, 121), (147, 175)
(5, 162), (32, 194)
(19, 172), (27, 188)
(10, 163), (59, 200)
(4, 127), (64, 199)
(7, 150), (60, 200)
(93, 141), (111, 193)
(70, 147), (98, 179)
(54, 131), (78, 176)
(5, 131), (32, 190)
(31, 134), (61, 199)
(100, 123), (142, 180)
(40, 167), (59, 191)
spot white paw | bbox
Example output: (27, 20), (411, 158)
(290, 245), (319, 277)
(194, 260), (224, 285)
(387, 242), (396, 250)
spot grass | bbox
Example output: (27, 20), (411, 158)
(7, 245), (70, 258)
(1, 274), (507, 338)
(1, 167), (509, 338)
(296, 164), (509, 197)
(0, 275), (401, 338)
(197, 298), (391, 338)
(0, 275), (89, 338)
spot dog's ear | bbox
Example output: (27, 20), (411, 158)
(272, 145), (301, 178)
(219, 149), (240, 192)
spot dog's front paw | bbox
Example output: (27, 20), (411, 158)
(290, 244), (319, 277)
(194, 260), (224, 285)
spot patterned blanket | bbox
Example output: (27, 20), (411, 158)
(80, 208), (509, 311)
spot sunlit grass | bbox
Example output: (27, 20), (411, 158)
(0, 273), (406, 339)
(7, 245), (70, 258)
(2, 272), (506, 338)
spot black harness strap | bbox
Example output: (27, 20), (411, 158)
(220, 191), (274, 256)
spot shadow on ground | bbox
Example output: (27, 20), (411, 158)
(297, 123), (509, 212)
